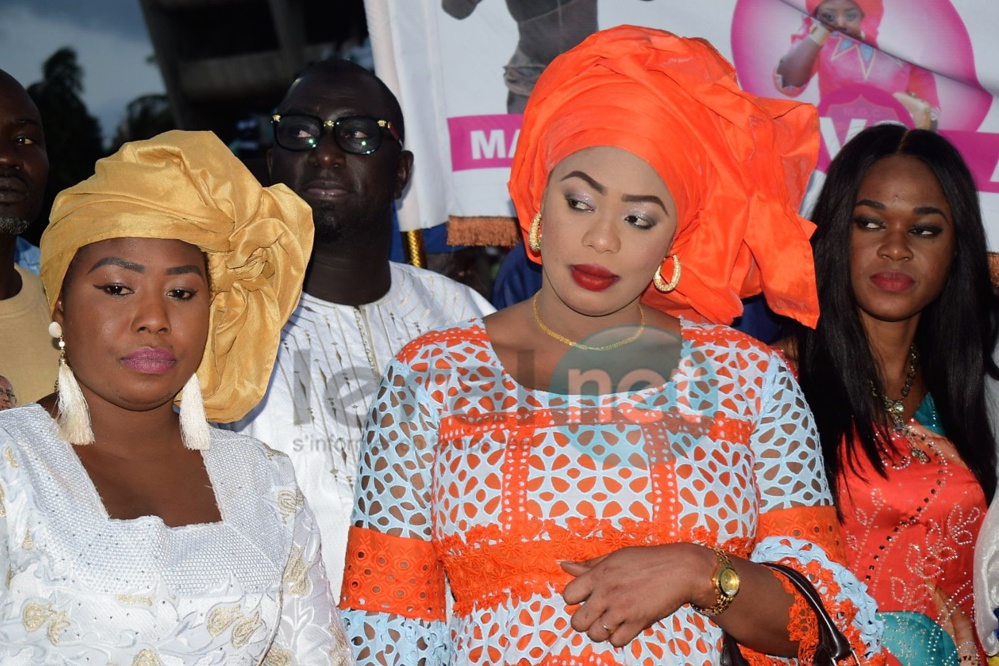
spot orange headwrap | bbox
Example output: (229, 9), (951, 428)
(806, 0), (883, 44)
(41, 130), (313, 423)
(509, 26), (820, 326)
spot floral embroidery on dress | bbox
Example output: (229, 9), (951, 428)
(0, 408), (351, 664)
(22, 601), (70, 645)
(262, 646), (293, 665)
(115, 594), (154, 606)
(285, 544), (310, 596)
(839, 411), (986, 664)
(131, 648), (163, 666)
(231, 611), (263, 648)
(277, 489), (305, 523)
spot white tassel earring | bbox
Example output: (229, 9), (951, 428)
(179, 373), (211, 451)
(48, 321), (94, 445)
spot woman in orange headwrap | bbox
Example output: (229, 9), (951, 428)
(340, 26), (882, 664)
(775, 0), (940, 129)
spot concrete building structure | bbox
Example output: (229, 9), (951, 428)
(138, 0), (368, 147)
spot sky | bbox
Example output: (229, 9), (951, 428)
(0, 0), (165, 147)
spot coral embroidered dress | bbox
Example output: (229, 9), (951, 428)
(340, 320), (881, 665)
(838, 396), (986, 665)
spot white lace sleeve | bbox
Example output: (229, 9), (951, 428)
(746, 353), (883, 662)
(340, 353), (451, 665)
(269, 490), (354, 664)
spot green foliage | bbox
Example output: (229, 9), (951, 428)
(24, 47), (104, 244)
(109, 93), (176, 153)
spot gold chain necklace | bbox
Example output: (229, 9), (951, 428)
(532, 293), (646, 352)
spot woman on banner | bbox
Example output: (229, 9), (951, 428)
(0, 130), (352, 663)
(339, 25), (883, 665)
(782, 123), (997, 665)
(775, 0), (941, 130)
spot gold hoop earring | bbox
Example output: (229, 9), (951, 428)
(528, 212), (542, 254)
(653, 255), (681, 293)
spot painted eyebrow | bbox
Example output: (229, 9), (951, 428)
(855, 199), (948, 217)
(88, 257), (144, 274)
(165, 265), (206, 277)
(561, 170), (606, 195)
(87, 257), (205, 278)
(622, 193), (670, 215)
(561, 170), (670, 214)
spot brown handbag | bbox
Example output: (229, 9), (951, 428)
(720, 562), (862, 666)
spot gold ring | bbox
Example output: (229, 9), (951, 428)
(601, 622), (615, 633)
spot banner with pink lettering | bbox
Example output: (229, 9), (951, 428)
(363, 0), (999, 245)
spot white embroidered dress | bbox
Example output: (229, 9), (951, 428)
(0, 404), (351, 665)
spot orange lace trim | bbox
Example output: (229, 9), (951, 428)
(731, 556), (877, 665)
(339, 526), (447, 622)
(775, 566), (820, 663)
(759, 505), (846, 563)
(397, 325), (490, 363)
(439, 520), (754, 615)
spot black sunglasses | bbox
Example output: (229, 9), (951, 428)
(271, 113), (402, 155)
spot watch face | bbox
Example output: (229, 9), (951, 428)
(719, 567), (740, 597)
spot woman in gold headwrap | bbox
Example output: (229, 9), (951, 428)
(0, 131), (352, 663)
(339, 26), (882, 664)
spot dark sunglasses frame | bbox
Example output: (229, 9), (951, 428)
(270, 113), (402, 155)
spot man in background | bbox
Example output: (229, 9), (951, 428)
(0, 68), (59, 403)
(231, 60), (493, 593)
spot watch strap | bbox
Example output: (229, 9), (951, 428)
(693, 547), (738, 617)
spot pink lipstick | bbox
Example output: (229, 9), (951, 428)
(122, 347), (177, 374)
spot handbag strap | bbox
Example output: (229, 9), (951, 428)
(761, 562), (862, 665)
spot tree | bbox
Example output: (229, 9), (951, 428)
(109, 93), (176, 153)
(25, 47), (105, 245)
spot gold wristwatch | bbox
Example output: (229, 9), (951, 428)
(693, 547), (740, 617)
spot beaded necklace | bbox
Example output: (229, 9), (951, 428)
(876, 344), (918, 433)
(874, 345), (929, 467)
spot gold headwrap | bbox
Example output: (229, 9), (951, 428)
(40, 130), (314, 423)
(509, 26), (820, 326)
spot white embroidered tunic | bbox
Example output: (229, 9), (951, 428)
(0, 404), (352, 665)
(230, 261), (493, 595)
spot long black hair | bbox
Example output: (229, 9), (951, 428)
(793, 123), (998, 502)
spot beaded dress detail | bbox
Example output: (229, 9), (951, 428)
(838, 395), (986, 665)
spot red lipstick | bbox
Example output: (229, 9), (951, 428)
(571, 264), (619, 292)
(870, 271), (915, 293)
(122, 347), (177, 374)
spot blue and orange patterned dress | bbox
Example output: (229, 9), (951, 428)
(340, 319), (883, 664)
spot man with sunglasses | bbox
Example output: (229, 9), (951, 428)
(230, 59), (492, 595)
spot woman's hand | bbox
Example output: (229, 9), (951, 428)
(560, 544), (713, 647)
(560, 543), (799, 655)
(931, 584), (980, 664)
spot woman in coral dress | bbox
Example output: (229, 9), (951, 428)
(783, 123), (997, 665)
